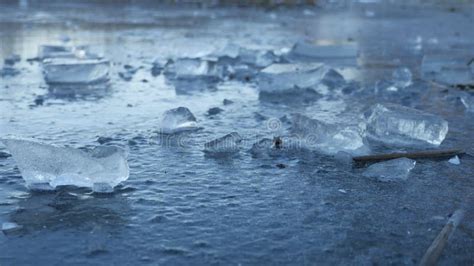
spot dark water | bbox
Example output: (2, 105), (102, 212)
(1, 1), (474, 265)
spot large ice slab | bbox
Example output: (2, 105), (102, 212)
(362, 158), (416, 182)
(291, 114), (368, 155)
(1, 138), (129, 192)
(366, 103), (448, 146)
(42, 58), (110, 84)
(204, 132), (242, 154)
(159, 107), (199, 134)
(257, 63), (345, 94)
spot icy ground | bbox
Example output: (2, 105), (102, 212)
(1, 1), (474, 265)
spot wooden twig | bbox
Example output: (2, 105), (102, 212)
(353, 149), (464, 164)
(419, 210), (465, 266)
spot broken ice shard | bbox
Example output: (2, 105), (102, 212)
(159, 107), (198, 134)
(362, 158), (416, 182)
(204, 132), (242, 154)
(257, 63), (345, 95)
(165, 58), (222, 81)
(2, 222), (22, 234)
(448, 156), (460, 165)
(286, 41), (358, 62)
(366, 103), (448, 146)
(291, 114), (368, 155)
(0, 138), (129, 192)
(460, 93), (474, 113)
(238, 48), (277, 68)
(42, 58), (110, 84)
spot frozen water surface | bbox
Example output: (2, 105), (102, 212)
(1, 1), (474, 265)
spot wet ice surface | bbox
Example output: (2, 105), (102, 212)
(1, 2), (474, 265)
(362, 158), (417, 182)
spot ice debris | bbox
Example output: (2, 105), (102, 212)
(0, 138), (129, 192)
(448, 156), (460, 165)
(159, 107), (198, 134)
(362, 158), (416, 182)
(366, 103), (448, 146)
(2, 222), (22, 234)
(165, 58), (222, 81)
(460, 93), (474, 112)
(204, 132), (242, 154)
(257, 63), (345, 98)
(291, 114), (368, 155)
(392, 67), (412, 88)
(42, 58), (110, 84)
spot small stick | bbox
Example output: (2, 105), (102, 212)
(419, 210), (465, 266)
(353, 149), (464, 164)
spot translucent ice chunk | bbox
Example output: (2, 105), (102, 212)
(42, 58), (110, 84)
(448, 156), (460, 165)
(257, 63), (345, 93)
(2, 222), (22, 234)
(204, 132), (242, 154)
(239, 48), (277, 68)
(165, 58), (222, 81)
(366, 103), (449, 146)
(159, 107), (198, 134)
(362, 158), (416, 182)
(392, 67), (412, 88)
(291, 114), (368, 155)
(1, 138), (129, 192)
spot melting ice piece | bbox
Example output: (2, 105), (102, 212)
(286, 41), (358, 60)
(2, 222), (22, 234)
(362, 158), (416, 182)
(250, 138), (280, 157)
(392, 67), (412, 88)
(204, 132), (242, 154)
(159, 107), (198, 134)
(165, 58), (222, 81)
(366, 103), (449, 146)
(238, 48), (277, 68)
(42, 58), (110, 84)
(151, 59), (164, 76)
(291, 114), (368, 155)
(257, 63), (345, 93)
(0, 138), (129, 192)
(448, 156), (460, 165)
